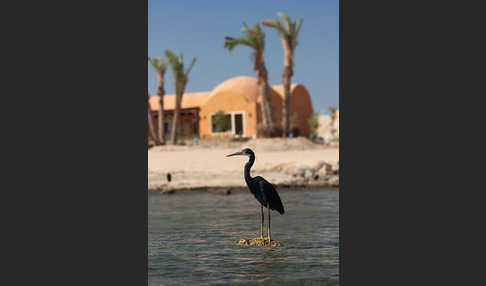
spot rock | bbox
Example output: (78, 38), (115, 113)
(317, 163), (332, 177)
(285, 164), (314, 178)
(211, 189), (231, 196)
(319, 175), (330, 181)
(332, 164), (339, 175)
(235, 238), (284, 247)
(311, 161), (328, 172)
(329, 175), (339, 185)
(271, 162), (295, 171)
(161, 189), (175, 194)
(304, 169), (314, 180)
(284, 165), (303, 176)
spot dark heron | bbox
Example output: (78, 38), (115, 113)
(226, 148), (284, 243)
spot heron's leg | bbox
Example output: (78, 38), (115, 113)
(267, 206), (271, 244)
(259, 205), (265, 240)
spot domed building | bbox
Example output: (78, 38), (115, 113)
(149, 76), (314, 139)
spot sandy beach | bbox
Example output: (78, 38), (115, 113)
(148, 138), (339, 191)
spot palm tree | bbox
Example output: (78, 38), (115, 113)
(164, 50), (197, 145)
(147, 92), (160, 145)
(329, 106), (338, 141)
(262, 12), (303, 137)
(224, 23), (276, 135)
(148, 56), (167, 145)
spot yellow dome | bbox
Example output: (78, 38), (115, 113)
(209, 76), (260, 102)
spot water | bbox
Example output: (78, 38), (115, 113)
(149, 188), (339, 286)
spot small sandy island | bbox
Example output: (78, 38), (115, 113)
(148, 138), (339, 192)
(235, 238), (285, 247)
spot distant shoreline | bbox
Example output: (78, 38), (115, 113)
(148, 180), (339, 193)
(148, 138), (339, 194)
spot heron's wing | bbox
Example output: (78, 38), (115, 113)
(258, 180), (267, 204)
(257, 176), (285, 214)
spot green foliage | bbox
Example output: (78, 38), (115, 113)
(164, 50), (197, 96)
(148, 56), (166, 71)
(290, 113), (299, 128)
(262, 12), (303, 50)
(257, 123), (283, 138)
(224, 23), (265, 53)
(212, 110), (229, 132)
(308, 113), (320, 139)
(329, 106), (337, 120)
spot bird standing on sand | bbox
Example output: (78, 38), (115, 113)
(226, 148), (284, 244)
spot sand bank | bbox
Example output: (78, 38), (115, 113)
(148, 138), (339, 192)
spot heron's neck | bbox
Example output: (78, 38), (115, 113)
(244, 154), (255, 182)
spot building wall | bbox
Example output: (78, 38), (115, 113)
(150, 112), (196, 140)
(258, 85), (314, 136)
(197, 84), (313, 138)
(179, 114), (196, 138)
(289, 85), (314, 136)
(149, 77), (315, 139)
(199, 91), (257, 138)
(318, 112), (339, 139)
(255, 88), (284, 136)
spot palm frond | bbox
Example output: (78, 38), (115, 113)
(184, 57), (197, 76)
(241, 22), (250, 34)
(148, 56), (166, 71)
(261, 18), (287, 38)
(165, 49), (184, 80)
(295, 18), (303, 39)
(264, 13), (303, 48)
(224, 36), (254, 51)
(277, 12), (292, 33)
(165, 49), (197, 94)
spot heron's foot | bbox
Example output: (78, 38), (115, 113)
(235, 238), (284, 247)
(265, 237), (272, 245)
(255, 235), (265, 241)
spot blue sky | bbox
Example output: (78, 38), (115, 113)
(148, 0), (338, 114)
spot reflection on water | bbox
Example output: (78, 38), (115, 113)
(149, 188), (339, 286)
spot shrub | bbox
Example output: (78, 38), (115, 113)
(308, 113), (319, 140)
(212, 110), (230, 132)
(290, 113), (299, 129)
(257, 124), (283, 138)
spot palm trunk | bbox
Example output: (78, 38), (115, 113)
(262, 82), (274, 128)
(282, 69), (291, 137)
(257, 63), (275, 136)
(148, 97), (160, 145)
(156, 71), (166, 145)
(170, 94), (181, 145)
(257, 79), (269, 128)
(158, 96), (165, 144)
(282, 41), (293, 137)
(330, 114), (337, 140)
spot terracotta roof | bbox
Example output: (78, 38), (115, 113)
(210, 76), (300, 102)
(149, 91), (210, 111)
(270, 83), (300, 99)
(148, 76), (304, 110)
(210, 76), (260, 102)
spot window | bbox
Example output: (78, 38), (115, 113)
(211, 113), (232, 133)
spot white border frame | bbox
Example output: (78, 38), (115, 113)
(209, 111), (246, 137)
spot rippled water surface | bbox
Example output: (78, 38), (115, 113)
(149, 188), (339, 286)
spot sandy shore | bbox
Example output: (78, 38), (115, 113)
(148, 138), (339, 191)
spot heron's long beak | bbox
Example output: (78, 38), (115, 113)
(225, 151), (243, 157)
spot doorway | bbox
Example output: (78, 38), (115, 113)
(234, 113), (243, 136)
